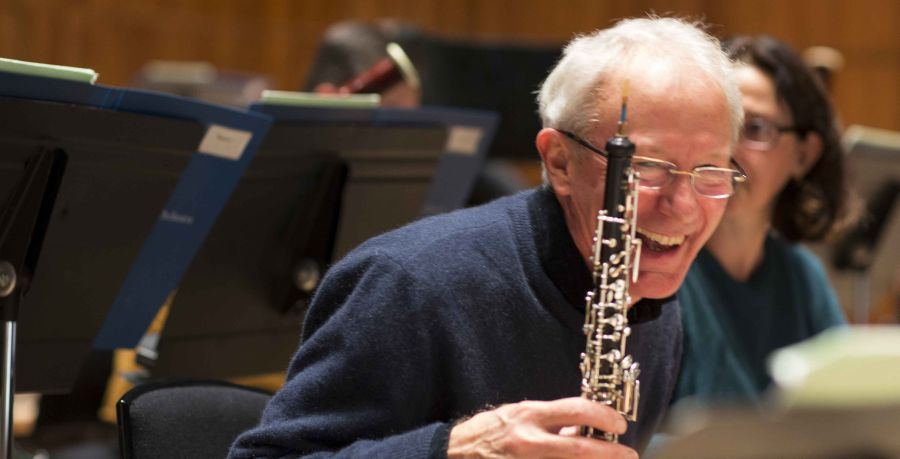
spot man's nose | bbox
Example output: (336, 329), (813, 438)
(660, 175), (701, 221)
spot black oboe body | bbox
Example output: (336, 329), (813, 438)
(579, 89), (642, 442)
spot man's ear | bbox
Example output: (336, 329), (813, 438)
(536, 128), (575, 195)
(794, 131), (823, 179)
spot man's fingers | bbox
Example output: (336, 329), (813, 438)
(513, 397), (628, 435)
(524, 429), (638, 459)
(448, 399), (635, 459)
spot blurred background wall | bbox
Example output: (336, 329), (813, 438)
(1, 0), (898, 132)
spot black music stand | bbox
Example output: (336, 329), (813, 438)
(0, 148), (66, 458)
(0, 87), (268, 458)
(138, 104), (497, 380)
(0, 93), (239, 388)
(0, 97), (200, 457)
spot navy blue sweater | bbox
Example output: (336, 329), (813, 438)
(229, 187), (682, 458)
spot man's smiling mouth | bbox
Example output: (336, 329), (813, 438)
(636, 227), (685, 252)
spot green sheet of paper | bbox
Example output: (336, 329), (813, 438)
(0, 57), (98, 84)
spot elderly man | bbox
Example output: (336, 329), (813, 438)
(230, 16), (744, 459)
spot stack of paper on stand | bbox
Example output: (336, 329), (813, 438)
(0, 57), (98, 84)
(261, 89), (380, 108)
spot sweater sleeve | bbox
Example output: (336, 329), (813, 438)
(228, 252), (452, 459)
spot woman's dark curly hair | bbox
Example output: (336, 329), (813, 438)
(723, 35), (853, 242)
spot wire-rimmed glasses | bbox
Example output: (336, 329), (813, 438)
(558, 129), (748, 199)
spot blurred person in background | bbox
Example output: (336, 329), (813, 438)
(674, 35), (856, 405)
(305, 19), (422, 108)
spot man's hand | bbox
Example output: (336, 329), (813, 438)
(447, 397), (638, 458)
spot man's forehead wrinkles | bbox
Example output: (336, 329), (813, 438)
(633, 144), (732, 166)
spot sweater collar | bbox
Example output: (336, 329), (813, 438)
(527, 186), (667, 323)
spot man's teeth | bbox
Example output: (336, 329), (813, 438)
(637, 228), (685, 246)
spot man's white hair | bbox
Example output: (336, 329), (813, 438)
(537, 16), (743, 143)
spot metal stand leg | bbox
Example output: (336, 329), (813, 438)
(0, 321), (14, 459)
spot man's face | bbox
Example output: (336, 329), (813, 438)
(550, 75), (734, 301)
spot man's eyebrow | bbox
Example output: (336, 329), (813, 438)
(635, 145), (732, 165)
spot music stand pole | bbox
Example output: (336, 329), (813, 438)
(0, 262), (13, 458)
(0, 150), (66, 459)
(0, 319), (14, 459)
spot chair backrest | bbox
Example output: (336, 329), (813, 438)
(117, 380), (272, 459)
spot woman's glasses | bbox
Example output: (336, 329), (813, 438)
(740, 116), (807, 151)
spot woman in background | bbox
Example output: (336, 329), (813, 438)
(674, 35), (855, 404)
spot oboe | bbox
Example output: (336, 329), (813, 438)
(579, 82), (642, 441)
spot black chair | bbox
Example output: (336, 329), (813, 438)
(116, 380), (272, 459)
